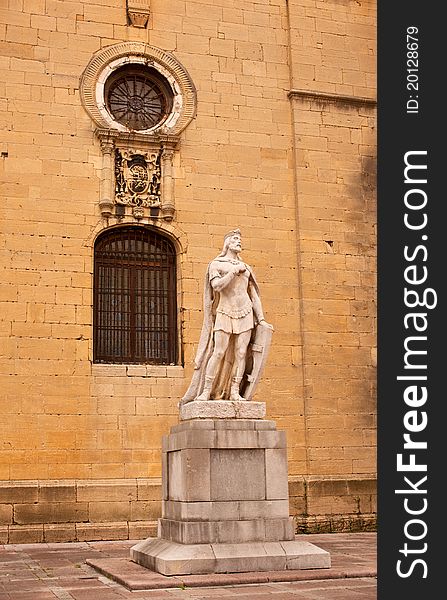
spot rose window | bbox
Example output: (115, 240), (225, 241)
(104, 65), (173, 131)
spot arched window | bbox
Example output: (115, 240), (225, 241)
(93, 227), (177, 364)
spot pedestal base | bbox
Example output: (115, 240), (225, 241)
(130, 538), (331, 576)
(131, 413), (331, 575)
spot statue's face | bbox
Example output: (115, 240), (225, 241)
(228, 234), (242, 253)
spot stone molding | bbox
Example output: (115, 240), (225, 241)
(78, 39), (199, 223)
(127, 0), (151, 28)
(131, 538), (330, 575)
(288, 88), (377, 109)
(82, 47), (187, 221)
(90, 364), (184, 378)
(83, 218), (188, 259)
(80, 42), (197, 136)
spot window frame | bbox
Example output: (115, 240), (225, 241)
(104, 64), (174, 132)
(93, 226), (178, 365)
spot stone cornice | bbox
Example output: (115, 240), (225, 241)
(94, 128), (180, 149)
(288, 89), (377, 108)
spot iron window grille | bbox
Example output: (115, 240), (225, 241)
(93, 227), (177, 364)
(104, 65), (173, 131)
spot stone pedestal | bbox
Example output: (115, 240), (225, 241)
(131, 402), (330, 575)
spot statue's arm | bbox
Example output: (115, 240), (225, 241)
(210, 263), (244, 292)
(249, 283), (265, 323)
(249, 281), (273, 329)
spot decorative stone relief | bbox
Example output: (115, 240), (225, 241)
(127, 0), (151, 28)
(80, 43), (197, 224)
(115, 148), (161, 209)
(95, 129), (178, 222)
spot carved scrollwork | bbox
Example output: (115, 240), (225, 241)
(115, 148), (161, 208)
(95, 128), (178, 222)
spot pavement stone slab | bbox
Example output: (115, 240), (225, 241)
(0, 533), (376, 599)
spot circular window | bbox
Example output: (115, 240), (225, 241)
(104, 65), (173, 131)
(80, 43), (197, 135)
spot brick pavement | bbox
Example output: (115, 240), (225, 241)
(0, 533), (376, 599)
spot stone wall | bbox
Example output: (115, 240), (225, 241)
(0, 476), (375, 543)
(0, 479), (160, 544)
(287, 0), (377, 477)
(0, 0), (376, 541)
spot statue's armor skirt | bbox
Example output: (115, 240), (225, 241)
(214, 310), (254, 334)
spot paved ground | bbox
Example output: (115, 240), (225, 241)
(0, 533), (376, 599)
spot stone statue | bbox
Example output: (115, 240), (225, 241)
(181, 229), (273, 405)
(132, 234), (330, 577)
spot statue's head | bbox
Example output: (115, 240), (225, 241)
(219, 228), (242, 256)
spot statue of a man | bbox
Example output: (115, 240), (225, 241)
(181, 229), (273, 404)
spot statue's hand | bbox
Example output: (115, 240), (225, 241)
(259, 319), (274, 330)
(232, 263), (246, 275)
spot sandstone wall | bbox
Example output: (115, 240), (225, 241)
(0, 0), (376, 541)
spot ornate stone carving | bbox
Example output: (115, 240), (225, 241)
(114, 148), (161, 209)
(95, 128), (178, 222)
(81, 43), (195, 223)
(132, 206), (145, 219)
(127, 1), (151, 28)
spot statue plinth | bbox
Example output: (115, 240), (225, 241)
(179, 399), (266, 421)
(130, 406), (330, 575)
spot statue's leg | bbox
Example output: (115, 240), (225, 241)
(230, 329), (252, 401)
(196, 331), (230, 401)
